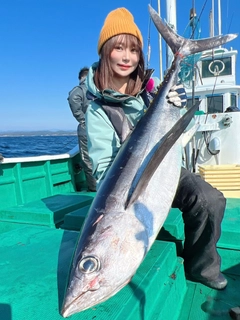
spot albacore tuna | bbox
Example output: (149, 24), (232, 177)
(61, 5), (237, 317)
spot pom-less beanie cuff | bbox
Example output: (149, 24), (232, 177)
(97, 7), (143, 54)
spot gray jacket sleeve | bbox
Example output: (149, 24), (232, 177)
(68, 86), (85, 123)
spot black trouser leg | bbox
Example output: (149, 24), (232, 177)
(172, 167), (226, 280)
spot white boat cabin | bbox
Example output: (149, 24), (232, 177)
(185, 47), (240, 112)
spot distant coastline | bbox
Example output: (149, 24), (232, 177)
(0, 130), (77, 137)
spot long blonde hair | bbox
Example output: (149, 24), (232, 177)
(94, 34), (145, 96)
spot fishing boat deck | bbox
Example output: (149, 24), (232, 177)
(0, 193), (240, 320)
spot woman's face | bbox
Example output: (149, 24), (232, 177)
(109, 36), (140, 80)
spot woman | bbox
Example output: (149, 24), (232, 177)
(85, 7), (227, 290)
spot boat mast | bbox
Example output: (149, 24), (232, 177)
(218, 0), (222, 36)
(157, 0), (163, 81)
(210, 0), (222, 42)
(165, 0), (177, 69)
(211, 0), (215, 36)
(218, 0), (222, 48)
(211, 0), (221, 35)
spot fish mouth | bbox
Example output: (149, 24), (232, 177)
(61, 288), (99, 318)
(61, 292), (86, 318)
(61, 278), (132, 317)
(61, 289), (109, 318)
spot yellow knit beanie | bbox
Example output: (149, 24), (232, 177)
(97, 8), (143, 54)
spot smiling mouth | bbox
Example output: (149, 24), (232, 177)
(118, 65), (131, 69)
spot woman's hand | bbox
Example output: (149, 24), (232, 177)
(167, 83), (187, 108)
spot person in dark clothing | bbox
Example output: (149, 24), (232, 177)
(68, 67), (96, 192)
(85, 7), (228, 290)
(172, 167), (226, 286)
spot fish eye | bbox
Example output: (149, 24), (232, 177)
(78, 256), (100, 273)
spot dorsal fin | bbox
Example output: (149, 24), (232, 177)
(125, 101), (201, 209)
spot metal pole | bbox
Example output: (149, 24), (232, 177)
(218, 0), (222, 39)
(212, 0), (215, 36)
(165, 0), (177, 69)
(157, 0), (163, 82)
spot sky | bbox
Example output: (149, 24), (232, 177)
(1, 0), (240, 132)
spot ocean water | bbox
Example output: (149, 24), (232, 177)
(0, 135), (78, 158)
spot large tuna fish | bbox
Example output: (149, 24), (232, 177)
(61, 5), (237, 317)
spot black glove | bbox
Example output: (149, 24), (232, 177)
(167, 83), (187, 108)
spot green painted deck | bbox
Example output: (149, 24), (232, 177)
(0, 226), (186, 320)
(0, 192), (95, 228)
(0, 193), (240, 319)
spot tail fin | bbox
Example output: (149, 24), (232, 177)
(148, 5), (237, 56)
